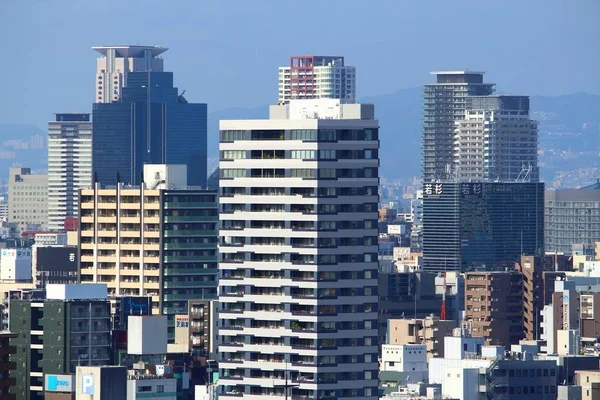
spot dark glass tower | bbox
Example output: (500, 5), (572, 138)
(422, 181), (544, 272)
(92, 71), (207, 187)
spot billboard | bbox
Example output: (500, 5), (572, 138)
(36, 247), (77, 272)
(45, 374), (74, 392)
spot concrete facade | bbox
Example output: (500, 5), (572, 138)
(8, 167), (48, 233)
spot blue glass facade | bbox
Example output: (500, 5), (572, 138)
(422, 182), (544, 272)
(92, 72), (207, 187)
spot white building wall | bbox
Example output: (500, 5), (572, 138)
(47, 115), (93, 231)
(127, 378), (177, 400)
(218, 104), (379, 399)
(444, 336), (484, 360)
(443, 366), (480, 400)
(0, 248), (32, 281)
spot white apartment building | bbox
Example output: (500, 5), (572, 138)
(48, 113), (92, 231)
(8, 167), (47, 233)
(278, 55), (355, 104)
(218, 99), (379, 400)
(453, 95), (538, 181)
(92, 45), (167, 103)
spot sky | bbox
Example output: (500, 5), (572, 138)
(0, 0), (598, 129)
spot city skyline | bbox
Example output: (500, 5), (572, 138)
(0, 2), (599, 399)
(0, 1), (598, 129)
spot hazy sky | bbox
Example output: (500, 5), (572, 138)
(1, 0), (598, 128)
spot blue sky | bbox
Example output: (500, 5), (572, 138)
(0, 0), (598, 128)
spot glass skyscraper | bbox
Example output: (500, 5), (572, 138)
(422, 181), (544, 272)
(92, 71), (207, 187)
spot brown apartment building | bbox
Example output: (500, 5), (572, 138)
(463, 271), (524, 347)
(517, 255), (568, 340)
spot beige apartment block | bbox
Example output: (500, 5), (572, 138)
(79, 187), (162, 312)
(387, 317), (457, 358)
(8, 167), (48, 233)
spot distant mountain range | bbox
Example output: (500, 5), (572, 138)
(2, 91), (598, 189)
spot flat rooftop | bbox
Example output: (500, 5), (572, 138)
(430, 70), (485, 75)
(92, 45), (168, 58)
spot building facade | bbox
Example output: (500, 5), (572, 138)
(278, 56), (355, 104)
(422, 71), (495, 182)
(516, 255), (569, 341)
(387, 317), (457, 359)
(218, 99), (379, 399)
(92, 46), (207, 187)
(422, 181), (544, 272)
(453, 95), (538, 181)
(48, 113), (93, 231)
(92, 45), (167, 103)
(32, 245), (78, 288)
(8, 167), (48, 233)
(545, 182), (600, 254)
(9, 284), (110, 400)
(0, 331), (17, 399)
(463, 271), (524, 346)
(78, 165), (218, 341)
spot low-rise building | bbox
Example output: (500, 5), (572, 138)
(387, 317), (458, 359)
(381, 344), (428, 383)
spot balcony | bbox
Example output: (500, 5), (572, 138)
(164, 243), (216, 250)
(164, 230), (217, 237)
(164, 202), (217, 209)
(164, 255), (216, 262)
(163, 267), (217, 276)
(164, 215), (217, 222)
(163, 281), (216, 288)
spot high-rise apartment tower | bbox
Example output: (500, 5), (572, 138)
(423, 71), (494, 182)
(453, 95), (538, 181)
(218, 99), (379, 399)
(278, 56), (356, 104)
(47, 113), (92, 231)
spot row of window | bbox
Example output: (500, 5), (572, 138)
(221, 168), (378, 179)
(221, 186), (377, 197)
(220, 149), (377, 160)
(221, 128), (378, 142)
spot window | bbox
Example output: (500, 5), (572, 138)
(138, 386), (152, 392)
(221, 169), (245, 178)
(318, 129), (337, 141)
(157, 385), (164, 393)
(319, 169), (336, 178)
(291, 150), (316, 159)
(319, 150), (336, 159)
(221, 150), (246, 159)
(289, 129), (316, 140)
(290, 169), (316, 178)
(221, 130), (245, 141)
